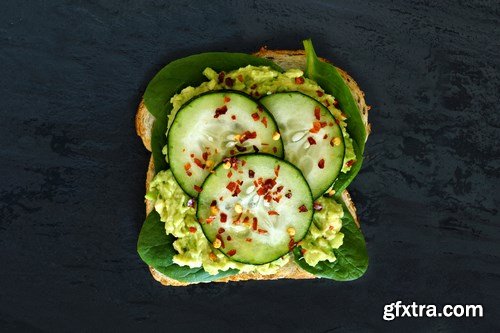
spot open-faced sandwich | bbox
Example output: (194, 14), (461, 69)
(136, 40), (370, 286)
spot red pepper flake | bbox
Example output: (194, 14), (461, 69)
(194, 185), (203, 193)
(323, 134), (328, 140)
(206, 216), (215, 223)
(257, 229), (268, 234)
(274, 165), (280, 177)
(224, 96), (231, 103)
(313, 202), (323, 211)
(216, 234), (225, 249)
(253, 145), (259, 153)
(250, 84), (257, 89)
(314, 106), (321, 120)
(307, 137), (317, 145)
(227, 249), (237, 256)
(316, 90), (324, 97)
(231, 115), (236, 120)
(310, 121), (321, 133)
(254, 91), (260, 97)
(318, 158), (325, 169)
(237, 74), (244, 82)
(194, 158), (205, 169)
(257, 106), (264, 112)
(346, 160), (355, 167)
(235, 145), (247, 152)
(251, 112), (260, 121)
(218, 227), (225, 234)
(252, 217), (258, 230)
(285, 191), (292, 199)
(335, 119), (340, 125)
(261, 117), (268, 128)
(227, 171), (233, 178)
(214, 105), (228, 118)
(227, 235), (232, 241)
(210, 200), (217, 207)
(276, 185), (284, 193)
(272, 146), (277, 153)
(220, 213), (227, 223)
(268, 210), (279, 216)
(333, 99), (339, 107)
(184, 163), (191, 171)
(301, 248), (307, 255)
(202, 152), (208, 161)
(257, 187), (266, 196)
(240, 131), (257, 143)
(190, 153), (195, 158)
(241, 160), (247, 166)
(295, 77), (305, 84)
(232, 185), (241, 197)
(325, 100), (331, 107)
(226, 181), (237, 192)
(248, 169), (255, 178)
(189, 227), (197, 233)
(320, 122), (327, 128)
(288, 238), (296, 250)
(298, 205), (308, 213)
(245, 238), (253, 242)
(225, 77), (234, 87)
(218, 72), (225, 83)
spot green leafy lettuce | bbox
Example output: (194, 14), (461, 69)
(303, 39), (367, 196)
(293, 198), (368, 281)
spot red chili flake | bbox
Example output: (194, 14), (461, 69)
(194, 158), (205, 169)
(227, 249), (237, 256)
(237, 74), (244, 82)
(220, 213), (227, 223)
(318, 159), (325, 169)
(314, 106), (321, 120)
(316, 90), (324, 97)
(245, 238), (253, 242)
(264, 178), (276, 190)
(288, 238), (296, 250)
(301, 248), (307, 255)
(257, 229), (268, 234)
(323, 134), (328, 140)
(346, 160), (355, 167)
(257, 187), (266, 196)
(307, 137), (317, 145)
(210, 200), (217, 207)
(253, 145), (259, 153)
(251, 112), (260, 121)
(325, 100), (331, 107)
(276, 185), (284, 192)
(214, 105), (228, 118)
(224, 96), (231, 103)
(235, 145), (247, 152)
(202, 152), (208, 161)
(273, 195), (282, 203)
(218, 72), (225, 83)
(194, 185), (203, 193)
(264, 193), (272, 202)
(227, 235), (232, 241)
(252, 217), (258, 230)
(227, 171), (233, 178)
(184, 163), (191, 171)
(250, 84), (257, 89)
(241, 160), (247, 166)
(243, 216), (250, 225)
(189, 227), (197, 233)
(285, 192), (292, 199)
(218, 227), (225, 234)
(216, 234), (225, 249)
(231, 115), (236, 120)
(187, 198), (195, 208)
(248, 169), (255, 178)
(268, 210), (279, 216)
(335, 119), (340, 125)
(310, 121), (321, 133)
(295, 77), (305, 84)
(240, 131), (257, 143)
(261, 117), (268, 128)
(206, 216), (215, 223)
(226, 182), (237, 192)
(190, 153), (195, 158)
(333, 99), (339, 107)
(320, 122), (327, 128)
(274, 165), (280, 177)
(313, 202), (323, 211)
(298, 205), (308, 212)
(225, 77), (234, 87)
(272, 146), (277, 153)
(232, 185), (241, 197)
(254, 91), (260, 97)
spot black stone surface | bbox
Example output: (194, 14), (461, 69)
(1, 0), (499, 331)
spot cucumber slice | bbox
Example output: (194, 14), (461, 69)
(197, 154), (313, 265)
(167, 91), (284, 197)
(260, 92), (345, 198)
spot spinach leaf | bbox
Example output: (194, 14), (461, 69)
(303, 39), (366, 195)
(137, 211), (238, 283)
(143, 52), (282, 173)
(293, 198), (369, 281)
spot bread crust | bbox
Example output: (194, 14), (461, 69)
(138, 48), (369, 286)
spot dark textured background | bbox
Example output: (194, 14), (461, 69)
(1, 0), (499, 331)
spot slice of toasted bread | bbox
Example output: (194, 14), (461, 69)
(137, 49), (370, 286)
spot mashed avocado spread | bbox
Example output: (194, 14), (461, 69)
(148, 65), (351, 275)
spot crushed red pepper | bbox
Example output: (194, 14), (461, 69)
(295, 77), (305, 84)
(298, 205), (308, 212)
(214, 105), (228, 118)
(318, 159), (325, 169)
(227, 249), (237, 256)
(307, 137), (317, 145)
(220, 213), (227, 223)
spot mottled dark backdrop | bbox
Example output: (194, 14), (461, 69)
(1, 0), (498, 331)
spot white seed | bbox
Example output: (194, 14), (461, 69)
(226, 141), (236, 148)
(304, 142), (311, 149)
(292, 131), (307, 142)
(252, 194), (260, 204)
(246, 185), (255, 194)
(207, 136), (214, 142)
(264, 201), (270, 208)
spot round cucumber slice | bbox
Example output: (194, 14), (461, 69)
(167, 91), (284, 197)
(260, 92), (345, 198)
(197, 154), (313, 265)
